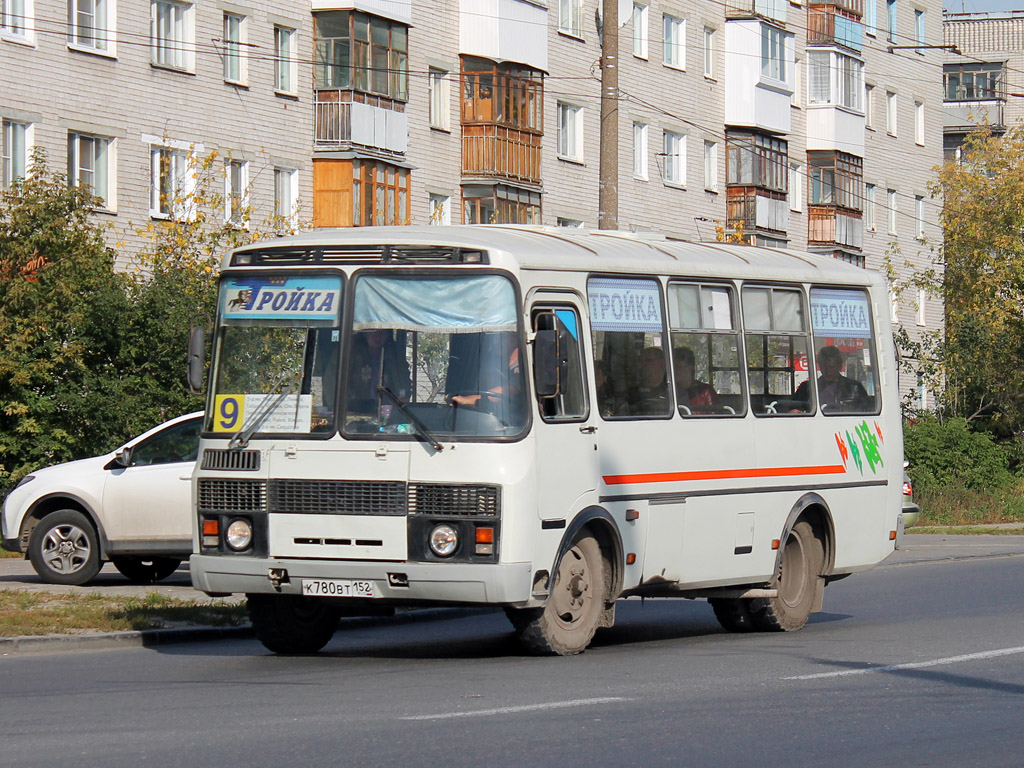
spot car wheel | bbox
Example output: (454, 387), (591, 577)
(112, 556), (182, 584)
(28, 509), (102, 586)
(247, 594), (343, 654)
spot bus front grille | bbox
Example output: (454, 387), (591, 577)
(409, 484), (501, 518)
(269, 480), (407, 515)
(198, 479), (267, 513)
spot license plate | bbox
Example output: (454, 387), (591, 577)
(301, 579), (377, 598)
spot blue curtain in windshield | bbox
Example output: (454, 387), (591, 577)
(353, 276), (517, 333)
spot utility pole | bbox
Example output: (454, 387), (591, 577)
(598, 0), (618, 229)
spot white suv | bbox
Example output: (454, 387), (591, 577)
(1, 413), (202, 585)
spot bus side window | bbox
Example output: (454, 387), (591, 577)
(807, 287), (880, 415)
(742, 286), (814, 416)
(532, 308), (587, 421)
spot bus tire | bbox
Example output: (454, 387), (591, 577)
(749, 520), (824, 632)
(507, 532), (605, 656)
(247, 593), (342, 654)
(709, 597), (756, 632)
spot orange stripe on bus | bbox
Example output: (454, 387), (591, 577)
(602, 465), (847, 486)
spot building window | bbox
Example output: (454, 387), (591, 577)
(726, 131), (788, 193)
(557, 102), (583, 162)
(662, 131), (685, 186)
(274, 25), (296, 94)
(150, 144), (189, 218)
(2, 120), (29, 188)
(914, 8), (924, 46)
(865, 0), (876, 35)
(915, 195), (925, 239)
(429, 193), (451, 225)
(633, 122), (648, 179)
(917, 288), (926, 326)
(890, 289), (899, 323)
(761, 23), (786, 83)
(663, 14), (684, 69)
(865, 84), (875, 128)
(914, 100), (924, 145)
(557, 217), (584, 228)
(704, 140), (718, 191)
(885, 0), (896, 42)
(887, 188), (897, 234)
(558, 0), (582, 37)
(354, 159), (409, 225)
(1, 0), (28, 36)
(886, 91), (897, 135)
(68, 132), (112, 208)
(429, 67), (450, 130)
(789, 162), (802, 212)
(273, 167), (297, 224)
(224, 158), (247, 226)
(151, 1), (193, 70)
(461, 57), (543, 131)
(865, 183), (876, 230)
(314, 10), (408, 101)
(703, 26), (715, 78)
(463, 183), (539, 225)
(944, 63), (1002, 100)
(70, 0), (110, 52)
(808, 50), (863, 111)
(222, 12), (246, 84)
(633, 3), (648, 59)
(808, 151), (862, 210)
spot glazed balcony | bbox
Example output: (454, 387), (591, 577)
(808, 204), (863, 250)
(725, 0), (787, 24)
(807, 7), (864, 51)
(726, 187), (788, 234)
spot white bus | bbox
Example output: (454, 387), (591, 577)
(188, 225), (903, 656)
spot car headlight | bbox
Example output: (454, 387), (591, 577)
(428, 524), (459, 558)
(225, 519), (253, 551)
(14, 474), (35, 490)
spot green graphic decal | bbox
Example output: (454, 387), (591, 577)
(855, 420), (884, 473)
(845, 430), (863, 474)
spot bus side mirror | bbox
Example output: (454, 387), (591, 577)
(533, 329), (568, 398)
(187, 325), (206, 394)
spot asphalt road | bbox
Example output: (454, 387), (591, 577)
(1, 535), (1022, 768)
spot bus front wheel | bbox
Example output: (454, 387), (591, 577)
(749, 520), (825, 632)
(507, 532), (605, 656)
(247, 594), (342, 654)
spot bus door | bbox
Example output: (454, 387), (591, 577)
(530, 299), (599, 521)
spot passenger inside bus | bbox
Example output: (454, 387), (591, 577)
(794, 344), (872, 413)
(346, 329), (411, 416)
(672, 345), (720, 411)
(631, 346), (671, 415)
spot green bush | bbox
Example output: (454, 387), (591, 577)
(904, 416), (1015, 493)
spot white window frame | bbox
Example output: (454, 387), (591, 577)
(151, 0), (194, 72)
(428, 67), (451, 131)
(273, 167), (298, 226)
(788, 161), (802, 212)
(556, 217), (584, 228)
(886, 91), (897, 136)
(68, 132), (113, 209)
(558, 0), (582, 38)
(222, 12), (247, 85)
(662, 130), (685, 186)
(890, 289), (899, 323)
(704, 140), (718, 191)
(1, 0), (34, 43)
(865, 0), (876, 36)
(886, 0), (897, 42)
(2, 119), (31, 188)
(633, 3), (648, 59)
(865, 183), (876, 231)
(703, 26), (715, 79)
(149, 142), (191, 219)
(428, 193), (451, 225)
(865, 83), (875, 128)
(69, 0), (114, 55)
(915, 195), (925, 239)
(914, 100), (924, 145)
(886, 188), (897, 235)
(224, 157), (248, 227)
(916, 288), (926, 326)
(274, 25), (296, 95)
(914, 8), (925, 47)
(663, 14), (684, 70)
(760, 23), (786, 84)
(633, 122), (648, 180)
(808, 50), (863, 111)
(557, 102), (584, 163)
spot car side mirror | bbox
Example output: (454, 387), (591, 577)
(187, 325), (205, 394)
(533, 329), (568, 398)
(109, 449), (132, 469)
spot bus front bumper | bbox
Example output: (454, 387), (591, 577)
(189, 554), (534, 606)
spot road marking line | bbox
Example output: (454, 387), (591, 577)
(401, 696), (633, 721)
(785, 646), (1024, 681)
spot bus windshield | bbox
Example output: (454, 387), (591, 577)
(207, 275), (342, 436)
(342, 273), (528, 440)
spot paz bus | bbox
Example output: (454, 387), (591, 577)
(187, 225), (903, 656)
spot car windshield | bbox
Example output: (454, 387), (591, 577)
(342, 273), (528, 440)
(207, 275), (342, 436)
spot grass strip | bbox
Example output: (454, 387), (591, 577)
(908, 525), (1024, 536)
(0, 590), (247, 637)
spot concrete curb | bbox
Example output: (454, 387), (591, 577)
(0, 606), (493, 656)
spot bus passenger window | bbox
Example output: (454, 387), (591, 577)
(532, 308), (587, 421)
(806, 288), (880, 415)
(667, 282), (745, 416)
(742, 286), (813, 416)
(587, 277), (672, 419)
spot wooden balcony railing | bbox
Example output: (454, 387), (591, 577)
(726, 187), (788, 234)
(807, 0), (864, 17)
(807, 7), (864, 51)
(808, 204), (863, 250)
(462, 124), (542, 185)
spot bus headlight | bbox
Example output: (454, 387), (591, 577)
(428, 524), (459, 557)
(226, 519), (253, 551)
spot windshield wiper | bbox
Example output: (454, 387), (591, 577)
(377, 386), (444, 452)
(228, 372), (301, 450)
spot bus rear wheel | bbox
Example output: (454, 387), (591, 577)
(247, 594), (342, 654)
(709, 597), (756, 632)
(749, 520), (824, 632)
(507, 532), (605, 656)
